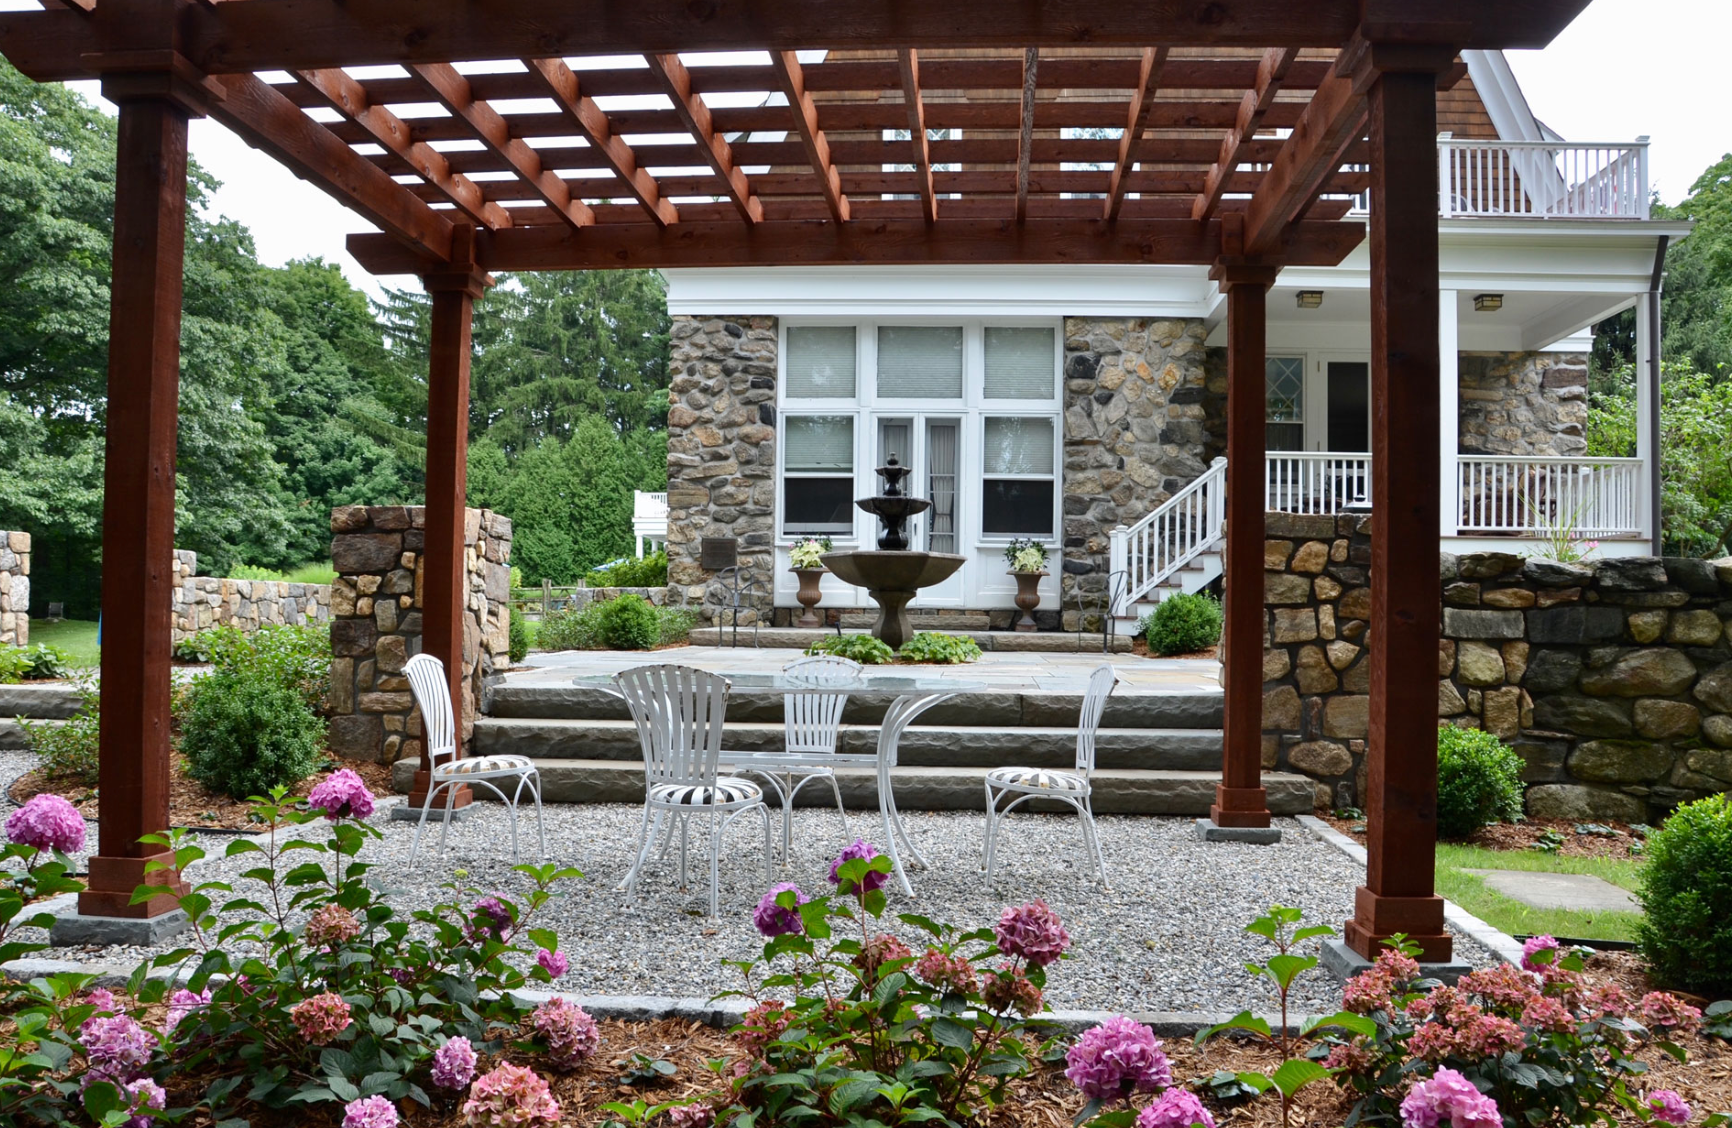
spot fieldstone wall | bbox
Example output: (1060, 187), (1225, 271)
(169, 551), (332, 644)
(1061, 317), (1211, 621)
(665, 316), (778, 626)
(325, 506), (512, 766)
(0, 532), (28, 647)
(1457, 350), (1589, 456)
(1260, 512), (1732, 820)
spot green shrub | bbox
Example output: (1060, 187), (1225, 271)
(805, 634), (895, 665)
(537, 603), (604, 650)
(1141, 591), (1223, 655)
(228, 562), (287, 581)
(180, 666), (327, 798)
(897, 631), (982, 664)
(283, 561), (337, 586)
(172, 624), (248, 664)
(596, 593), (659, 649)
(1637, 793), (1732, 995)
(508, 606), (530, 663)
(0, 644), (73, 683)
(656, 604), (698, 646)
(1436, 725), (1524, 839)
(585, 550), (668, 588)
(20, 674), (100, 785)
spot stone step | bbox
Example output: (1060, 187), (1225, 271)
(687, 626), (1133, 652)
(391, 757), (1312, 815)
(484, 683), (1222, 729)
(473, 717), (1224, 771)
(0, 683), (83, 720)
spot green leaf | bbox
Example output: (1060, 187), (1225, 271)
(1300, 1011), (1377, 1039)
(1293, 925), (1337, 944)
(1235, 1072), (1274, 1095)
(1265, 953), (1319, 991)
(930, 1017), (974, 1050)
(1196, 1010), (1271, 1045)
(1271, 1058), (1331, 1099)
(528, 928), (557, 951)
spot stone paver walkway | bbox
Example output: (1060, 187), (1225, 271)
(1462, 869), (1641, 913)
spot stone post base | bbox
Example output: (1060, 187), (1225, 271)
(50, 909), (191, 948)
(1194, 817), (1283, 844)
(1320, 938), (1473, 985)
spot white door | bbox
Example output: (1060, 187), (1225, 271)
(875, 415), (964, 607)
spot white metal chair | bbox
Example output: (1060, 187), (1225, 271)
(615, 664), (773, 916)
(731, 655), (860, 862)
(405, 653), (544, 863)
(982, 664), (1118, 887)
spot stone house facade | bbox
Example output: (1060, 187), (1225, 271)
(0, 532), (28, 647)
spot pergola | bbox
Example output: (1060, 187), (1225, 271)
(1, 0), (1592, 961)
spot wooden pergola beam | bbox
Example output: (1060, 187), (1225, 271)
(1102, 46), (1169, 223)
(1239, 48), (1372, 255)
(292, 67), (509, 231)
(206, 72), (454, 261)
(770, 51), (849, 225)
(1193, 46), (1299, 220)
(410, 62), (594, 231)
(897, 48), (937, 224)
(524, 57), (677, 229)
(1016, 48), (1038, 224)
(646, 52), (762, 225)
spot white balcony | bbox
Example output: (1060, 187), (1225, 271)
(1438, 135), (1650, 220)
(633, 490), (668, 558)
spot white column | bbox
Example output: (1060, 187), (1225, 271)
(1438, 289), (1460, 537)
(1635, 292), (1657, 548)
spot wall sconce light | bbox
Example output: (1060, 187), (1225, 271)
(1296, 290), (1324, 309)
(1473, 293), (1504, 313)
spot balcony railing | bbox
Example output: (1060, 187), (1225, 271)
(1265, 452), (1373, 515)
(633, 490), (668, 558)
(1438, 135), (1650, 220)
(1455, 456), (1644, 538)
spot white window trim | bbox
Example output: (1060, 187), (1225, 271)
(777, 412), (863, 540)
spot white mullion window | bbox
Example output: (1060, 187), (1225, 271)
(980, 415), (1057, 538)
(781, 414), (857, 536)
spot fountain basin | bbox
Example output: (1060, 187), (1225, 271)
(821, 550), (966, 649)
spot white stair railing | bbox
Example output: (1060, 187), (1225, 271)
(1455, 456), (1644, 538)
(1109, 457), (1227, 614)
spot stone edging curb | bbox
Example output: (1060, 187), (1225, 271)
(1294, 814), (1526, 966)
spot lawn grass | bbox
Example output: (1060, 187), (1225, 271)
(27, 618), (100, 668)
(283, 561), (336, 585)
(1436, 843), (1646, 892)
(1437, 867), (1645, 943)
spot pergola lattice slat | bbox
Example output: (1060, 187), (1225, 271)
(1193, 46), (1301, 221)
(897, 48), (939, 225)
(770, 51), (850, 225)
(645, 52), (763, 225)
(522, 57), (679, 229)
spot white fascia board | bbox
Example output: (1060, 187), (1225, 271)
(1462, 51), (1546, 142)
(663, 264), (1220, 318)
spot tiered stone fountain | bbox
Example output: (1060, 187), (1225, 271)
(820, 455), (965, 648)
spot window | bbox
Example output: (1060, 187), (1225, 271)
(783, 415), (855, 534)
(981, 416), (1055, 536)
(785, 326), (856, 398)
(984, 327), (1055, 399)
(877, 326), (963, 398)
(1266, 356), (1305, 452)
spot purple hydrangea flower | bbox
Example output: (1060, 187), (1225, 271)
(1137, 1088), (1215, 1128)
(1400, 1068), (1502, 1128)
(308, 768), (376, 821)
(81, 987), (119, 1027)
(530, 998), (600, 1070)
(470, 896), (513, 943)
(6, 793), (87, 853)
(1646, 1090), (1692, 1126)
(536, 947), (569, 978)
(342, 1094), (400, 1128)
(995, 899), (1071, 967)
(827, 839), (888, 895)
(163, 987), (211, 1035)
(752, 883), (809, 938)
(1064, 1016), (1172, 1100)
(79, 1014), (155, 1087)
(1519, 935), (1560, 973)
(123, 1077), (166, 1128)
(432, 1034), (478, 1090)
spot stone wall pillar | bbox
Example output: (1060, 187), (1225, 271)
(1061, 317), (1211, 625)
(1457, 350), (1589, 455)
(325, 505), (512, 766)
(665, 316), (778, 625)
(0, 532), (29, 646)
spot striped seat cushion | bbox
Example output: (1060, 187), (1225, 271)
(986, 766), (1087, 792)
(439, 754), (535, 777)
(651, 778), (763, 807)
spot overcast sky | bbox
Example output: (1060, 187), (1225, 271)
(25, 0), (1731, 297)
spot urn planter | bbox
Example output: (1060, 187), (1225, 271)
(1009, 570), (1048, 632)
(792, 567), (826, 628)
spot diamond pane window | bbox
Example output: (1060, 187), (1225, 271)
(1266, 357), (1304, 423)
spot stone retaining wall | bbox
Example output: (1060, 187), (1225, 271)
(325, 506), (512, 765)
(169, 551), (332, 644)
(0, 532), (28, 647)
(1261, 511), (1732, 820)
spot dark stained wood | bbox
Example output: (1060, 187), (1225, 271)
(770, 51), (850, 225)
(645, 53), (762, 225)
(1348, 65), (1452, 965)
(1015, 48), (1037, 225)
(411, 62), (593, 230)
(1103, 47), (1170, 223)
(84, 95), (191, 920)
(1193, 47), (1299, 221)
(524, 57), (678, 228)
(348, 216), (1364, 275)
(897, 49), (938, 225)
(1240, 52), (1371, 255)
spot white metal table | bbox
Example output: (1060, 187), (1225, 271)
(574, 671), (987, 895)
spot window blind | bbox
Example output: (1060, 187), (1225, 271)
(784, 416), (854, 472)
(984, 327), (1055, 399)
(785, 326), (857, 398)
(876, 326), (963, 398)
(983, 417), (1054, 475)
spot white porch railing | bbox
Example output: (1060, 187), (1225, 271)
(1109, 457), (1227, 612)
(1455, 456), (1644, 538)
(1438, 135), (1650, 220)
(1265, 452), (1373, 514)
(633, 490), (668, 558)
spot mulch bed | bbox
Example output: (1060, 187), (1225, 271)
(7, 757), (396, 832)
(1129, 639), (1219, 661)
(1319, 813), (1650, 860)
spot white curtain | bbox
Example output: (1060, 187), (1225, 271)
(926, 421), (958, 553)
(785, 326), (857, 398)
(983, 417), (1055, 476)
(784, 415), (854, 472)
(984, 327), (1055, 399)
(877, 326), (963, 398)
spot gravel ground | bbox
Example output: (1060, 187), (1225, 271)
(5, 755), (1494, 1013)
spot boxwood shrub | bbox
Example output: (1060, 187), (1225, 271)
(1435, 724), (1524, 839)
(1139, 592), (1223, 655)
(1637, 793), (1732, 995)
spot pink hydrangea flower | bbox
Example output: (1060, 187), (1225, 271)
(1343, 968), (1399, 1015)
(828, 839), (888, 895)
(1373, 948), (1421, 982)
(123, 1077), (166, 1128)
(1521, 994), (1575, 1033)
(1400, 1068), (1502, 1128)
(981, 963), (1044, 1017)
(752, 882), (808, 938)
(1460, 963), (1541, 1012)
(1064, 1016), (1172, 1100)
(1137, 1088), (1215, 1128)
(736, 1000), (790, 1058)
(668, 1103), (714, 1127)
(1646, 1090), (1692, 1126)
(5, 793), (87, 853)
(291, 992), (352, 1046)
(79, 1014), (155, 1087)
(308, 768), (376, 820)
(343, 1094), (400, 1128)
(914, 948), (980, 996)
(432, 1035), (478, 1090)
(1458, 1013), (1526, 1060)
(529, 997), (600, 1070)
(164, 987), (211, 1035)
(461, 1062), (561, 1128)
(995, 900), (1071, 967)
(1640, 992), (1703, 1034)
(536, 947), (569, 978)
(307, 904), (362, 947)
(854, 933), (912, 976)
(1582, 982), (1631, 1020)
(1324, 1038), (1376, 1075)
(1520, 935), (1560, 973)
(81, 987), (120, 1027)
(1407, 1021), (1459, 1063)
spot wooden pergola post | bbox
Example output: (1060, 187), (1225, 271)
(408, 227), (486, 810)
(1208, 246), (1280, 839)
(1348, 55), (1456, 964)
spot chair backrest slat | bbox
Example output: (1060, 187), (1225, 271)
(781, 655), (862, 754)
(1074, 664), (1118, 776)
(405, 653), (457, 765)
(615, 664), (731, 788)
